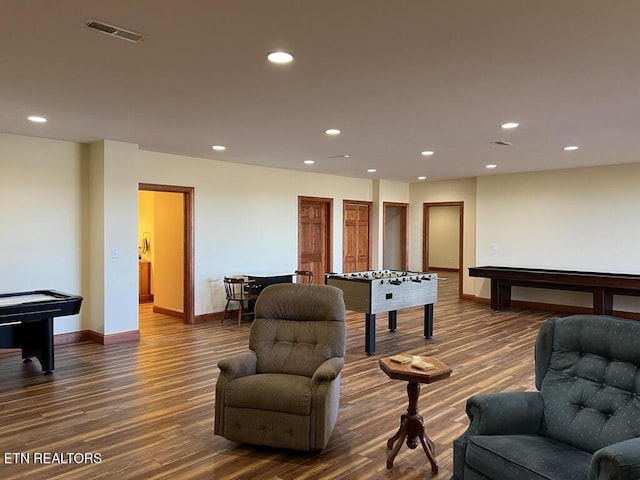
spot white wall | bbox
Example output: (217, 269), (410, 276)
(475, 163), (640, 312)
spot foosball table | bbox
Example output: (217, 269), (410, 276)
(325, 270), (438, 355)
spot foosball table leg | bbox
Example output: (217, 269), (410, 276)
(365, 313), (376, 355)
(388, 310), (397, 332)
(424, 304), (434, 339)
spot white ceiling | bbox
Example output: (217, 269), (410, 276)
(2, 1), (639, 183)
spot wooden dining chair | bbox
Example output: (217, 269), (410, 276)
(222, 277), (256, 325)
(294, 270), (314, 284)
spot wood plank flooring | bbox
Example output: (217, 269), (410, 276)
(0, 273), (560, 480)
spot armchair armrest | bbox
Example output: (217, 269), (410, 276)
(453, 391), (544, 480)
(311, 357), (344, 384)
(218, 350), (257, 381)
(466, 391), (544, 435)
(589, 438), (640, 480)
(215, 350), (257, 436)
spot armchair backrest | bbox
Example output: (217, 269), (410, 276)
(535, 315), (640, 453)
(249, 283), (346, 377)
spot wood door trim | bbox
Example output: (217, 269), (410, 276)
(139, 183), (195, 325)
(342, 200), (373, 272)
(423, 201), (464, 300)
(383, 202), (409, 271)
(298, 196), (333, 279)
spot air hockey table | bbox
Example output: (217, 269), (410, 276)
(0, 290), (83, 374)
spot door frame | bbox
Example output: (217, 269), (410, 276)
(342, 200), (372, 272)
(423, 201), (464, 300)
(139, 183), (195, 324)
(382, 202), (409, 271)
(298, 196), (333, 281)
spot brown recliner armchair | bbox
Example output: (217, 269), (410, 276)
(214, 283), (346, 451)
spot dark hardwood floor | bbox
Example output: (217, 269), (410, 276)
(0, 273), (560, 479)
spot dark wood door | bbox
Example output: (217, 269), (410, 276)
(298, 197), (332, 284)
(343, 202), (371, 272)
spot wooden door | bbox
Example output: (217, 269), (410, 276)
(343, 201), (371, 272)
(298, 197), (332, 284)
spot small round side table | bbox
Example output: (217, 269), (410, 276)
(379, 355), (452, 474)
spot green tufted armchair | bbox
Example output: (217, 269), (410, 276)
(214, 283), (346, 451)
(453, 314), (640, 480)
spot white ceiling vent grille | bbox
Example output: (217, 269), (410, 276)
(86, 19), (144, 43)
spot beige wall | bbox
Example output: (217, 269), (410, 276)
(428, 205), (460, 269)
(475, 163), (640, 312)
(88, 140), (139, 335)
(138, 191), (154, 263)
(409, 177), (477, 295)
(153, 191), (184, 312)
(4, 130), (640, 337)
(372, 180), (410, 268)
(383, 206), (404, 270)
(135, 149), (376, 316)
(0, 133), (84, 334)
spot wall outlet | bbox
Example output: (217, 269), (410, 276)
(490, 243), (498, 253)
(111, 248), (119, 259)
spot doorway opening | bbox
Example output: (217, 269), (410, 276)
(383, 202), (408, 271)
(138, 183), (194, 324)
(423, 202), (464, 300)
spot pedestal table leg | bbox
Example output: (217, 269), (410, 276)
(386, 381), (438, 474)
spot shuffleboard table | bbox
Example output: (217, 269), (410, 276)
(0, 290), (83, 374)
(469, 266), (640, 314)
(326, 270), (438, 355)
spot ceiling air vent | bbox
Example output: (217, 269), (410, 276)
(491, 141), (513, 146)
(86, 19), (144, 43)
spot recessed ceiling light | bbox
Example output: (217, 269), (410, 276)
(267, 51), (293, 64)
(325, 128), (341, 135)
(303, 159), (315, 165)
(563, 145), (579, 151)
(417, 176), (427, 180)
(367, 169), (377, 173)
(421, 151), (434, 156)
(211, 145), (226, 151)
(28, 115), (47, 123)
(501, 122), (519, 129)
(486, 164), (497, 169)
